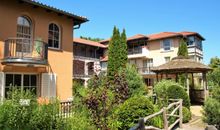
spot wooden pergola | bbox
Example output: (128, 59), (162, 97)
(151, 56), (212, 100)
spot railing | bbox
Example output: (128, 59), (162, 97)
(3, 38), (48, 65)
(128, 46), (142, 55)
(59, 101), (73, 118)
(129, 99), (183, 130)
(137, 67), (155, 75)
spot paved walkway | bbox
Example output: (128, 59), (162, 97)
(176, 105), (206, 130)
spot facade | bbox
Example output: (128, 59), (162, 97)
(73, 38), (107, 85)
(0, 0), (87, 101)
(100, 31), (205, 87)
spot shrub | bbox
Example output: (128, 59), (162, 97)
(182, 107), (191, 123)
(154, 80), (182, 100)
(114, 96), (155, 130)
(120, 64), (147, 97)
(65, 105), (97, 130)
(167, 85), (191, 109)
(0, 89), (63, 130)
(203, 86), (220, 129)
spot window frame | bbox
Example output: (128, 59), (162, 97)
(4, 73), (38, 98)
(48, 23), (61, 50)
(163, 39), (171, 51)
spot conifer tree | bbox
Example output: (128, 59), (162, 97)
(177, 39), (188, 57)
(107, 27), (128, 82)
(107, 26), (120, 81)
(119, 29), (128, 68)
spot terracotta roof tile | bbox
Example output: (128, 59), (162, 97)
(22, 0), (88, 24)
(74, 38), (107, 48)
(147, 32), (182, 41)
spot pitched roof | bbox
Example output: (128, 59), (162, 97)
(100, 31), (205, 43)
(100, 34), (148, 43)
(151, 56), (212, 73)
(21, 0), (88, 25)
(179, 31), (205, 40)
(73, 38), (107, 48)
(147, 32), (182, 41)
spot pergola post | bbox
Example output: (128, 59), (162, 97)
(202, 72), (207, 100)
(156, 73), (159, 82)
(175, 73), (178, 82)
(160, 73), (163, 81)
(185, 72), (189, 96)
(191, 73), (194, 88)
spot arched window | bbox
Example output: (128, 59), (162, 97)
(48, 23), (60, 49)
(17, 16), (32, 39)
(17, 16), (32, 52)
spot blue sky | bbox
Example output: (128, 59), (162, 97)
(39, 0), (220, 64)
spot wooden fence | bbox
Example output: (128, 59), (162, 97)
(129, 99), (183, 130)
(59, 101), (73, 118)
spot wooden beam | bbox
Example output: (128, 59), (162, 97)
(191, 73), (194, 89)
(185, 73), (189, 96)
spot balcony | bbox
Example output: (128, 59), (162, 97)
(137, 66), (155, 75)
(128, 46), (149, 59)
(1, 38), (48, 66)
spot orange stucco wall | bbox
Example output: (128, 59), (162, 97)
(0, 0), (74, 100)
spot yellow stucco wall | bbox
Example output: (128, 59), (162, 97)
(0, 0), (74, 100)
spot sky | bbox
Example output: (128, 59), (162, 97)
(39, 0), (220, 64)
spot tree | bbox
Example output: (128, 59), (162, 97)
(80, 36), (104, 42)
(107, 27), (128, 82)
(177, 39), (188, 57)
(118, 29), (128, 68)
(209, 56), (220, 69)
(208, 57), (220, 87)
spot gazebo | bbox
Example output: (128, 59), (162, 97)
(151, 56), (212, 101)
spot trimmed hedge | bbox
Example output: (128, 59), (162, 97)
(167, 85), (191, 109)
(114, 96), (155, 130)
(182, 107), (191, 123)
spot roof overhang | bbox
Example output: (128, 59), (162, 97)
(20, 0), (89, 25)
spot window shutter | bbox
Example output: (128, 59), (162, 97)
(41, 73), (56, 98)
(0, 72), (5, 101)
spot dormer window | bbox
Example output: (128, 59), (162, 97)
(48, 23), (60, 49)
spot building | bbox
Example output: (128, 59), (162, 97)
(73, 38), (107, 86)
(0, 0), (88, 101)
(100, 31), (205, 87)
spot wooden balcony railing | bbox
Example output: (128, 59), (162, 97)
(2, 38), (48, 65)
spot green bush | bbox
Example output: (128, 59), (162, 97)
(120, 64), (147, 97)
(167, 85), (190, 109)
(65, 105), (97, 130)
(154, 80), (182, 100)
(182, 107), (191, 123)
(203, 86), (220, 129)
(0, 89), (63, 130)
(114, 96), (155, 130)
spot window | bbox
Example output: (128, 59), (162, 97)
(143, 59), (153, 67)
(163, 39), (171, 51)
(129, 59), (136, 65)
(5, 74), (37, 98)
(17, 16), (32, 52)
(48, 23), (60, 49)
(165, 57), (170, 63)
(187, 36), (194, 46)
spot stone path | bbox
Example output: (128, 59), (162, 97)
(176, 105), (206, 130)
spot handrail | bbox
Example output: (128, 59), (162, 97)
(129, 99), (183, 130)
(3, 37), (48, 64)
